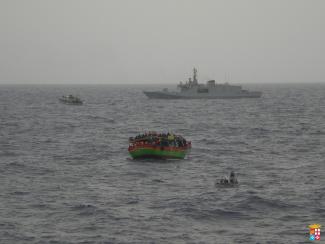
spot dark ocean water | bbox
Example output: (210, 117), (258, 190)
(0, 84), (324, 244)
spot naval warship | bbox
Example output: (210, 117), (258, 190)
(143, 68), (262, 99)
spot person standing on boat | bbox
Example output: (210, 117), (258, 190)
(229, 171), (238, 184)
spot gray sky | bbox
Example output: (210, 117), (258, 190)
(0, 0), (324, 84)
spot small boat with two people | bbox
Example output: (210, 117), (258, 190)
(128, 132), (191, 159)
(216, 171), (238, 187)
(59, 95), (83, 105)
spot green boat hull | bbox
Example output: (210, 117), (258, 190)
(129, 147), (187, 159)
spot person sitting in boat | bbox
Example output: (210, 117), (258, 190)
(168, 134), (175, 141)
(219, 178), (229, 184)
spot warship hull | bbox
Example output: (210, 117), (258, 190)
(144, 91), (262, 99)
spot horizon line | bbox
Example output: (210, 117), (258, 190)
(0, 81), (325, 86)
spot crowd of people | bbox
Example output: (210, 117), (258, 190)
(129, 131), (190, 148)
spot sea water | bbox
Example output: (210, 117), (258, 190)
(0, 84), (324, 243)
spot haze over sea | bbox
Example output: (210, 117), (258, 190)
(0, 84), (324, 243)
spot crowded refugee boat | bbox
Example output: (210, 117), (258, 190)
(128, 132), (191, 159)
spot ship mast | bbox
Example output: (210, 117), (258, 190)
(193, 67), (198, 85)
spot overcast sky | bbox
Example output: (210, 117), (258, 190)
(0, 0), (324, 84)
